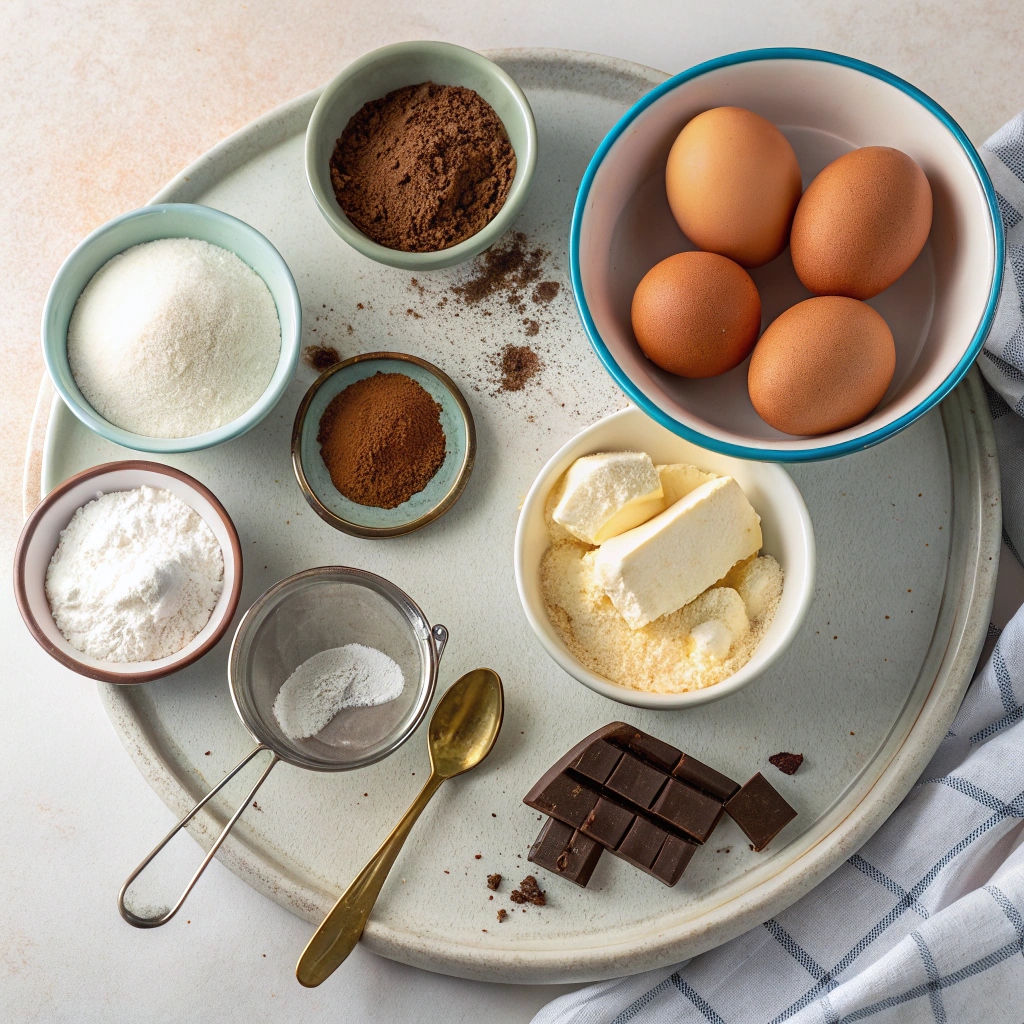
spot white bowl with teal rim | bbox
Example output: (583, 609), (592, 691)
(305, 40), (537, 270)
(291, 352), (476, 538)
(570, 48), (1003, 461)
(41, 203), (301, 454)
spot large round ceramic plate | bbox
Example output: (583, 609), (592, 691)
(28, 49), (999, 983)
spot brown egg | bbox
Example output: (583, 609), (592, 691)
(748, 296), (895, 435)
(790, 146), (933, 299)
(665, 106), (802, 268)
(631, 251), (761, 378)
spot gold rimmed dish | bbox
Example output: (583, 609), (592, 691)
(291, 352), (476, 538)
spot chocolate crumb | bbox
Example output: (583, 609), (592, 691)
(356, 302), (364, 310)
(769, 752), (804, 775)
(523, 319), (540, 337)
(487, 873), (502, 891)
(495, 344), (542, 392)
(510, 875), (546, 906)
(496, 908), (508, 923)
(204, 751), (211, 756)
(532, 281), (560, 304)
(303, 345), (342, 372)
(488, 895), (493, 900)
(474, 854), (482, 860)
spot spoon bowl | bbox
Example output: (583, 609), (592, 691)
(428, 668), (504, 779)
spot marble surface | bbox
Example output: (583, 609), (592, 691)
(5, 1), (1024, 1021)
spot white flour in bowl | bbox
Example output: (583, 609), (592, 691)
(45, 486), (224, 662)
(273, 644), (405, 740)
(67, 237), (281, 438)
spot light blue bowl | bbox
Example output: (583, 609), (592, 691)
(292, 353), (476, 537)
(41, 203), (301, 453)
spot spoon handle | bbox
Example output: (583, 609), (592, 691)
(296, 771), (445, 987)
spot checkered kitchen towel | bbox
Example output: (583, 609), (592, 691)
(533, 116), (1024, 1024)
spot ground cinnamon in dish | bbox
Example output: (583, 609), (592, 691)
(317, 372), (446, 508)
(330, 83), (516, 252)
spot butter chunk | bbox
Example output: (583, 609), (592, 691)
(657, 463), (718, 505)
(592, 476), (762, 629)
(552, 451), (665, 545)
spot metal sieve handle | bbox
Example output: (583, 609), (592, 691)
(431, 623), (448, 662)
(117, 744), (280, 928)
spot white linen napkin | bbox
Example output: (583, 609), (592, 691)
(534, 114), (1024, 1024)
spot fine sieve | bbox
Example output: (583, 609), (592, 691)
(118, 566), (447, 928)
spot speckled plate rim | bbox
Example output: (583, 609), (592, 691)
(290, 351), (477, 538)
(24, 51), (1002, 984)
(15, 460), (243, 684)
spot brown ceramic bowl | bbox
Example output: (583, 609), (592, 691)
(15, 461), (243, 683)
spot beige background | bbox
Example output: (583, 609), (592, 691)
(4, 1), (1024, 1021)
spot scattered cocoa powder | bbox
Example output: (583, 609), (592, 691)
(495, 344), (542, 393)
(453, 232), (546, 311)
(523, 319), (540, 337)
(329, 83), (516, 252)
(303, 345), (342, 372)
(317, 372), (446, 508)
(532, 281), (560, 304)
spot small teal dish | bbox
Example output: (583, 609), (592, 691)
(41, 203), (301, 454)
(292, 353), (476, 538)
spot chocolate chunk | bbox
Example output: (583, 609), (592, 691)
(650, 778), (724, 844)
(529, 818), (603, 887)
(569, 740), (623, 785)
(768, 752), (804, 776)
(525, 772), (599, 828)
(651, 834), (697, 886)
(615, 816), (669, 871)
(510, 875), (546, 906)
(672, 753), (740, 801)
(606, 753), (666, 809)
(554, 831), (603, 886)
(581, 796), (635, 849)
(496, 908), (507, 923)
(725, 773), (797, 851)
(609, 724), (682, 772)
(486, 873), (502, 891)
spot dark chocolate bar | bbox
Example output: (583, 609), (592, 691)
(525, 723), (749, 889)
(528, 817), (603, 887)
(725, 773), (797, 851)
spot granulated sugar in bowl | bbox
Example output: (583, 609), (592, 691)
(67, 237), (281, 438)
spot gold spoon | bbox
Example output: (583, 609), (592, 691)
(295, 667), (504, 987)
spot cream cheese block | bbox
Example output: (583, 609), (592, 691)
(657, 463), (718, 505)
(552, 451), (665, 545)
(592, 476), (762, 629)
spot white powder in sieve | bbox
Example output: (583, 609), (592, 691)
(273, 644), (405, 741)
(67, 237), (281, 438)
(45, 486), (224, 662)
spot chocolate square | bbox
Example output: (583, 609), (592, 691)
(725, 773), (797, 851)
(651, 778), (724, 844)
(615, 816), (669, 870)
(569, 739), (623, 786)
(528, 818), (602, 887)
(581, 796), (635, 849)
(672, 753), (740, 801)
(651, 834), (697, 886)
(609, 724), (682, 772)
(606, 753), (667, 809)
(526, 773), (599, 829)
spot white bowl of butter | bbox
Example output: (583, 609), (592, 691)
(514, 406), (815, 709)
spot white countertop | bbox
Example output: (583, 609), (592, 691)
(4, 1), (1024, 1020)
